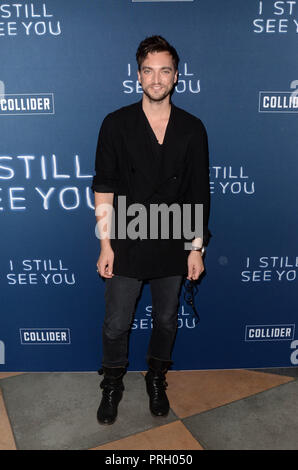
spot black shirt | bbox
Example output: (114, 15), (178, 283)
(91, 100), (211, 280)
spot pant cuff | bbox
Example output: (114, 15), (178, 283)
(101, 361), (129, 369)
(146, 355), (173, 365)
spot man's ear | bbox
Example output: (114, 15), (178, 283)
(174, 69), (178, 85)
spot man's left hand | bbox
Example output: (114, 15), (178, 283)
(187, 251), (205, 280)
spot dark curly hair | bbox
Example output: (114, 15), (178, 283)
(136, 35), (180, 71)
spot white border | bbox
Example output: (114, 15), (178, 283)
(258, 91), (298, 113)
(245, 324), (295, 342)
(0, 93), (55, 116)
(19, 328), (71, 345)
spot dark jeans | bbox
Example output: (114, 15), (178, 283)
(101, 274), (183, 368)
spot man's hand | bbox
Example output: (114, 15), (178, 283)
(187, 251), (205, 281)
(97, 246), (114, 278)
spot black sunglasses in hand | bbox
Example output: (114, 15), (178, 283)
(183, 279), (200, 325)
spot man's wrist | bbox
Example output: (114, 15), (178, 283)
(100, 239), (112, 250)
(191, 245), (205, 255)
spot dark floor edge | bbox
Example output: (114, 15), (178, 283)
(248, 367), (298, 378)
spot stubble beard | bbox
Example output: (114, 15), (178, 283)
(142, 85), (173, 104)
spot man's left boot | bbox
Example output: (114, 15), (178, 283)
(145, 357), (172, 417)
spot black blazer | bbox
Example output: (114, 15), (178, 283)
(91, 100), (211, 280)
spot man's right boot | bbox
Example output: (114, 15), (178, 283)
(97, 366), (126, 425)
(145, 357), (172, 417)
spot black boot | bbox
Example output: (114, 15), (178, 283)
(145, 358), (172, 417)
(97, 366), (126, 425)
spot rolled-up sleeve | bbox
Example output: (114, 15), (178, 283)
(91, 113), (120, 193)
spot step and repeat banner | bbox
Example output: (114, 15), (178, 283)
(0, 0), (297, 371)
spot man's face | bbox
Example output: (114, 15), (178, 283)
(137, 51), (178, 103)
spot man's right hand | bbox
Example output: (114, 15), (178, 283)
(97, 246), (114, 278)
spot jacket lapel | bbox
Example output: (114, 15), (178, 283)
(157, 103), (189, 183)
(124, 101), (189, 194)
(124, 100), (158, 184)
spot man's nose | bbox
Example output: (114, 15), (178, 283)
(152, 70), (161, 83)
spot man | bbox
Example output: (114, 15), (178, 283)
(91, 36), (211, 425)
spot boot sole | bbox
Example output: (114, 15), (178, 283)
(150, 409), (169, 418)
(97, 416), (117, 425)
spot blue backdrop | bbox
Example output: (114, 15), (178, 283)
(0, 0), (297, 372)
